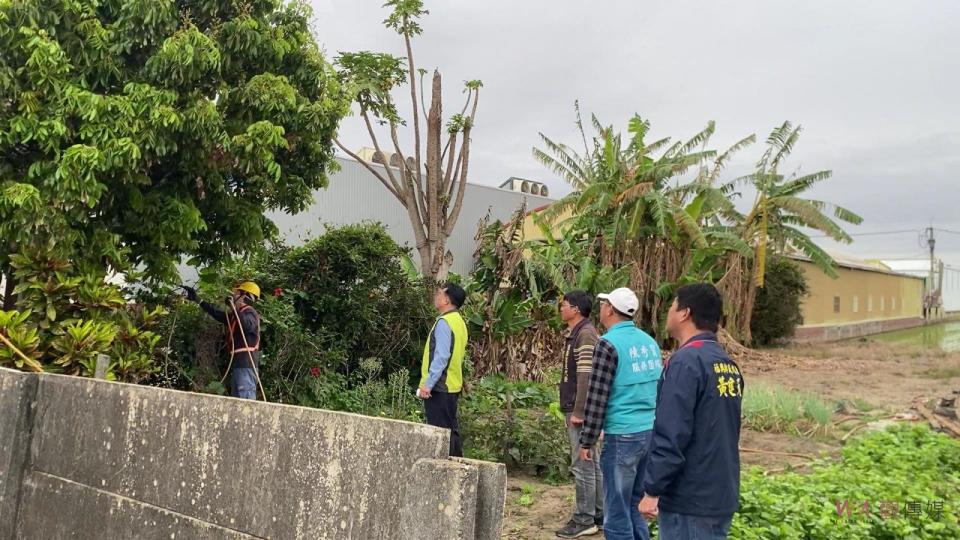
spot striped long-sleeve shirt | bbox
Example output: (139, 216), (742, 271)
(559, 320), (599, 418)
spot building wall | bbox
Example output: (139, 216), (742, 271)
(519, 205), (572, 242)
(796, 259), (924, 336)
(881, 259), (960, 313)
(267, 157), (553, 276)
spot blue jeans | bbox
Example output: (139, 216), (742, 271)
(230, 367), (258, 399)
(599, 431), (651, 540)
(658, 510), (732, 540)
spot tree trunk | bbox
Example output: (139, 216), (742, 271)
(423, 71), (445, 280)
(434, 250), (452, 282)
(416, 241), (434, 281)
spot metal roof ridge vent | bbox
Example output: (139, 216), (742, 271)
(498, 176), (550, 197)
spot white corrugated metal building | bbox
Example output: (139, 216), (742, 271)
(266, 154), (554, 275)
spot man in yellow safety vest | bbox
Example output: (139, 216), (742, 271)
(418, 282), (468, 457)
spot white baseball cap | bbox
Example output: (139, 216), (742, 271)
(597, 287), (639, 316)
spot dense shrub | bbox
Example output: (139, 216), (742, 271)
(732, 425), (960, 539)
(750, 257), (808, 346)
(461, 375), (570, 483)
(150, 291), (337, 402)
(1, 249), (163, 381)
(271, 223), (435, 376)
(152, 223), (433, 403)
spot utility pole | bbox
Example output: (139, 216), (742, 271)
(923, 227), (939, 319)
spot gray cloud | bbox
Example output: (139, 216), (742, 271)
(310, 0), (960, 264)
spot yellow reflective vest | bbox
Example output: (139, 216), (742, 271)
(419, 310), (467, 393)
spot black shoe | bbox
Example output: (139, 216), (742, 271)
(594, 514), (603, 529)
(556, 520), (599, 538)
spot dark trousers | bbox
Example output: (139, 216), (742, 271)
(424, 391), (462, 457)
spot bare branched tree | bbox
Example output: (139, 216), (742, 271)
(335, 1), (482, 280)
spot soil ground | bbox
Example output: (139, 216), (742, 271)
(500, 338), (960, 539)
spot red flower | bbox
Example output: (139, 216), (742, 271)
(310, 367), (320, 378)
(273, 287), (283, 297)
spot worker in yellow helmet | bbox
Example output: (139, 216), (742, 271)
(183, 281), (262, 399)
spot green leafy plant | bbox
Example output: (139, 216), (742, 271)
(51, 319), (118, 376)
(460, 375), (569, 483)
(732, 425), (960, 539)
(0, 309), (43, 371)
(517, 484), (536, 507)
(1, 249), (164, 381)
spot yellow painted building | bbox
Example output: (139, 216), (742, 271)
(519, 204), (570, 242)
(792, 255), (925, 341)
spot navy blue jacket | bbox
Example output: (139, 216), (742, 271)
(642, 332), (743, 517)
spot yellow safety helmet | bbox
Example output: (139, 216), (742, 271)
(234, 281), (261, 300)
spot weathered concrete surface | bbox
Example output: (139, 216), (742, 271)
(24, 373), (451, 538)
(17, 472), (254, 539)
(0, 368), (506, 539)
(455, 457), (507, 540)
(400, 458), (479, 540)
(0, 368), (36, 539)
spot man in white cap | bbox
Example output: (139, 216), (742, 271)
(578, 287), (662, 540)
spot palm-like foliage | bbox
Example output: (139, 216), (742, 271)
(533, 107), (719, 260)
(739, 122), (863, 286)
(509, 111), (862, 349)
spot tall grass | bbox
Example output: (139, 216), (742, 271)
(742, 382), (834, 436)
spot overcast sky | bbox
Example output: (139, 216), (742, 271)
(309, 0), (960, 266)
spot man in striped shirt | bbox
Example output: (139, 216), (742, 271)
(556, 291), (603, 538)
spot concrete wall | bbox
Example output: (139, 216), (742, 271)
(0, 368), (506, 539)
(0, 369), (34, 540)
(793, 316), (925, 342)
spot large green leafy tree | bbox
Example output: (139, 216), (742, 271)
(0, 0), (350, 307)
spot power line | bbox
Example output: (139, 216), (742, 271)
(935, 228), (960, 235)
(810, 229), (916, 239)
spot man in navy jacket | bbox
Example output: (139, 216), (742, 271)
(639, 283), (743, 539)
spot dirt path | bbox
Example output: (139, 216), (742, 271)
(752, 340), (960, 410)
(500, 339), (960, 539)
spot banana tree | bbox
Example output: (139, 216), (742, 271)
(739, 122), (863, 287)
(533, 108), (719, 264)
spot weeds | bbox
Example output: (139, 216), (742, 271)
(461, 375), (569, 483)
(517, 484), (536, 506)
(851, 397), (874, 412)
(742, 382), (834, 436)
(917, 366), (960, 380)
